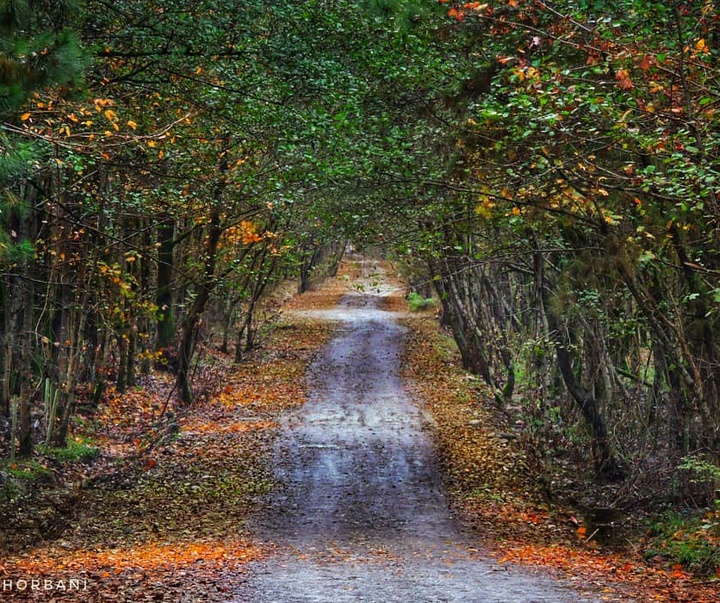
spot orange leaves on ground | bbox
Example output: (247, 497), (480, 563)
(6, 539), (262, 576)
(1, 539), (264, 602)
(401, 311), (720, 603)
(181, 418), (278, 434)
(495, 542), (718, 603)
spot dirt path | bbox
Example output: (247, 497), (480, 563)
(233, 290), (601, 602)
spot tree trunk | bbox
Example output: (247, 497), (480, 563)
(541, 284), (624, 481)
(155, 215), (176, 351)
(175, 137), (229, 405)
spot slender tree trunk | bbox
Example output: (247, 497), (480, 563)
(175, 137), (229, 405)
(540, 283), (624, 480)
(155, 215), (176, 351)
(4, 195), (35, 456)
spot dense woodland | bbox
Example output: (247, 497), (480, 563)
(1, 0), (719, 522)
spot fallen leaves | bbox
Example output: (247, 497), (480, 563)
(1, 538), (263, 601)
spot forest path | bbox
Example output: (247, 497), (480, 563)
(232, 267), (600, 602)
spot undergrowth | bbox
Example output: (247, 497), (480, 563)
(644, 508), (720, 576)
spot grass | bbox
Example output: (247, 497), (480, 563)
(2, 459), (52, 481)
(38, 437), (101, 463)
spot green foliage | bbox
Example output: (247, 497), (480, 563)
(681, 456), (720, 493)
(38, 438), (100, 463)
(0, 2), (83, 113)
(645, 510), (720, 576)
(406, 291), (436, 312)
(2, 459), (51, 480)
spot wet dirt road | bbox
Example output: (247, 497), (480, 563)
(232, 294), (600, 602)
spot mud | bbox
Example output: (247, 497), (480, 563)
(231, 293), (604, 602)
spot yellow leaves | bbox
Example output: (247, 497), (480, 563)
(692, 38), (710, 58)
(182, 418), (278, 434)
(20, 112), (31, 121)
(240, 220), (262, 244)
(126, 120), (137, 130)
(103, 109), (120, 131)
(476, 196), (496, 219)
(513, 65), (540, 87)
(93, 97), (114, 110)
(221, 221), (266, 247)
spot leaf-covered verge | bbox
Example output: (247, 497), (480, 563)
(401, 312), (719, 603)
(0, 276), (350, 601)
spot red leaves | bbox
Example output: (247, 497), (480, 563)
(637, 55), (652, 71)
(441, 1), (489, 22)
(615, 68), (635, 90)
(448, 7), (465, 21)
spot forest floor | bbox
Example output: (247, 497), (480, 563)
(0, 258), (718, 601)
